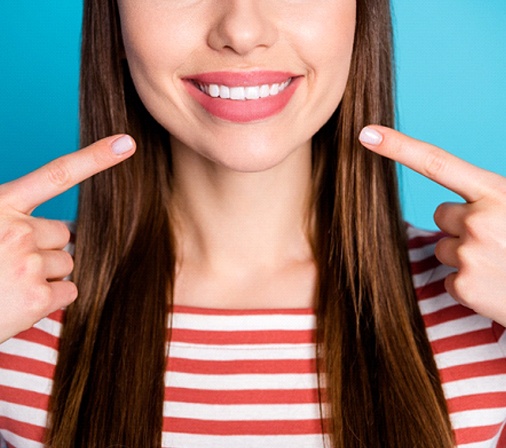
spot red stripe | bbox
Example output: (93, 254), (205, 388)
(439, 359), (506, 383)
(0, 385), (49, 410)
(497, 422), (506, 447)
(410, 255), (440, 275)
(447, 392), (506, 413)
(0, 416), (45, 443)
(168, 357), (317, 375)
(170, 329), (315, 345)
(422, 304), (476, 328)
(454, 423), (503, 444)
(0, 353), (55, 379)
(164, 417), (325, 435)
(14, 327), (60, 349)
(493, 321), (506, 341)
(415, 278), (447, 300)
(166, 387), (321, 405)
(430, 328), (497, 353)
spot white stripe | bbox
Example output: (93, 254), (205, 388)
(409, 242), (437, 262)
(450, 407), (506, 429)
(458, 442), (499, 448)
(443, 375), (506, 399)
(0, 430), (43, 448)
(171, 313), (316, 332)
(0, 368), (53, 395)
(498, 328), (506, 353)
(163, 402), (322, 421)
(418, 292), (458, 315)
(412, 263), (454, 289)
(0, 338), (57, 365)
(168, 342), (316, 361)
(407, 226), (434, 239)
(434, 343), (505, 369)
(32, 315), (62, 338)
(162, 432), (328, 448)
(0, 401), (47, 427)
(166, 372), (318, 391)
(425, 315), (491, 341)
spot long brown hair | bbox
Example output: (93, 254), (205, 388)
(47, 0), (454, 446)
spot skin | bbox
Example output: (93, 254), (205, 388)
(117, 0), (356, 173)
(0, 3), (505, 340)
(361, 126), (506, 326)
(117, 0), (357, 308)
(0, 136), (136, 343)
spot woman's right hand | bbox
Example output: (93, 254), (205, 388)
(0, 135), (135, 344)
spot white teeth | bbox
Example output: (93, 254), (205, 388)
(245, 86), (260, 100)
(220, 85), (230, 99)
(208, 84), (220, 98)
(260, 84), (270, 98)
(197, 79), (292, 101)
(230, 86), (246, 100)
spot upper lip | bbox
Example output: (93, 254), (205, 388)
(184, 71), (298, 87)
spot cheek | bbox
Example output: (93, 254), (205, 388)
(309, 4), (356, 84)
(118, 7), (194, 107)
(292, 3), (356, 122)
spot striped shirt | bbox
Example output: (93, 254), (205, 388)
(1, 226), (506, 447)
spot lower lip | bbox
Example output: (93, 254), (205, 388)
(184, 78), (301, 123)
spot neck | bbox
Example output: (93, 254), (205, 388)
(170, 141), (314, 271)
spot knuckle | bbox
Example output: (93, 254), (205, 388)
(21, 252), (44, 276)
(25, 283), (53, 315)
(92, 145), (113, 169)
(423, 149), (447, 179)
(45, 159), (72, 188)
(462, 212), (482, 237)
(0, 220), (34, 245)
(454, 243), (470, 264)
(393, 139), (409, 159)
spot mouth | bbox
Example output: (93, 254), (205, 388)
(183, 71), (301, 123)
(191, 78), (293, 101)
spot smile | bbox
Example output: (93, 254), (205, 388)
(184, 71), (301, 123)
(194, 79), (293, 101)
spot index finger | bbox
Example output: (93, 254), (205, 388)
(1, 135), (135, 214)
(359, 125), (490, 203)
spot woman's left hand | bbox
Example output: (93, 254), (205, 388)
(360, 125), (506, 327)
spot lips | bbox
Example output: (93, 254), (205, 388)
(183, 71), (301, 123)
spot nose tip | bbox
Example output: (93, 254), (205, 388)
(208, 1), (278, 55)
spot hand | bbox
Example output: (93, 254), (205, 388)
(0, 135), (136, 343)
(360, 125), (506, 326)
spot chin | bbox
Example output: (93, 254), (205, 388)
(200, 137), (309, 174)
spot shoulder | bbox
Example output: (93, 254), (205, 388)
(406, 224), (506, 346)
(406, 226), (506, 444)
(406, 225), (454, 304)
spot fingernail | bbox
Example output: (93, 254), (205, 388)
(359, 127), (383, 146)
(111, 135), (134, 155)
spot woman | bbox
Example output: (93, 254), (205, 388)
(1, 0), (506, 446)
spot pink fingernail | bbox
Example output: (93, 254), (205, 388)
(359, 127), (383, 146)
(111, 135), (134, 155)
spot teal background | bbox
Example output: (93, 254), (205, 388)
(1, 1), (505, 229)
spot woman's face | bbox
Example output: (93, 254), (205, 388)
(117, 0), (356, 172)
